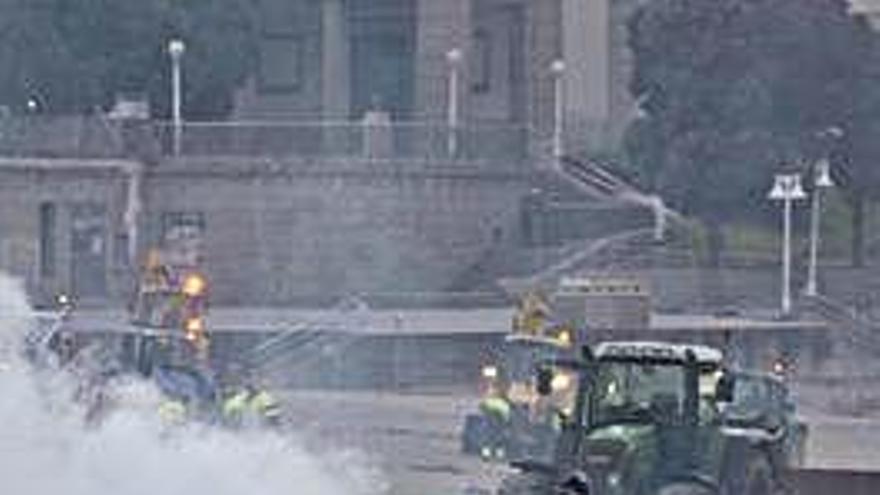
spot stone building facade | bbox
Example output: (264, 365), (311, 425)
(234, 0), (640, 152)
(0, 0), (649, 307)
(0, 158), (137, 305)
(0, 148), (530, 307)
(140, 157), (529, 305)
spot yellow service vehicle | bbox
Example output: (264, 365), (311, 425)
(461, 291), (580, 460)
(129, 247), (210, 356)
(123, 247), (218, 425)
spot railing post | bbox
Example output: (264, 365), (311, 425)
(446, 48), (463, 160)
(168, 39), (185, 157)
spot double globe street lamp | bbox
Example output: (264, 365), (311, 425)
(769, 157), (835, 316)
(805, 159), (835, 297)
(768, 172), (807, 316)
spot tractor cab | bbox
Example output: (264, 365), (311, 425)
(485, 333), (575, 401)
(462, 295), (579, 460)
(503, 341), (792, 495)
(587, 341), (724, 428)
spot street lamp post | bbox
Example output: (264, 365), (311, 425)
(168, 39), (186, 157)
(769, 172), (807, 315)
(805, 159), (835, 296)
(550, 60), (566, 160)
(446, 48), (463, 159)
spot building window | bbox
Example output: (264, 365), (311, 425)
(258, 35), (305, 94)
(160, 211), (206, 266)
(39, 202), (56, 277)
(472, 29), (492, 93)
(347, 0), (416, 118)
(161, 212), (205, 241)
(260, 0), (301, 36)
(115, 233), (130, 268)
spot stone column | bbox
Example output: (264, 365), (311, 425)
(415, 0), (472, 122)
(322, 0), (350, 152)
(562, 0), (611, 152)
(525, 0), (561, 158)
(123, 161), (143, 268)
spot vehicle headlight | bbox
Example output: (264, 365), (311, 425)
(772, 359), (788, 376)
(181, 273), (207, 297)
(482, 365), (498, 379)
(607, 472), (622, 488)
(557, 330), (573, 346)
(551, 373), (572, 391)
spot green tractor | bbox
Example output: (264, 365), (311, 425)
(498, 341), (804, 495)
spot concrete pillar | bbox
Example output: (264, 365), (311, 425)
(123, 162), (143, 269)
(526, 0), (561, 157)
(322, 0), (351, 153)
(415, 0), (472, 122)
(562, 0), (611, 152)
(322, 0), (350, 119)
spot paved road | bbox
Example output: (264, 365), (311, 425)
(282, 390), (880, 495)
(803, 415), (880, 472)
(283, 390), (510, 495)
(61, 307), (825, 335)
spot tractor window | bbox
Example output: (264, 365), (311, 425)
(132, 289), (185, 329)
(730, 376), (768, 412)
(501, 341), (564, 382)
(723, 375), (780, 428)
(592, 361), (685, 426)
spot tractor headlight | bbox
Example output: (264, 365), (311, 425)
(181, 273), (207, 297)
(557, 329), (573, 346)
(551, 372), (572, 391)
(184, 317), (205, 339)
(606, 472), (622, 488)
(772, 359), (787, 376)
(482, 365), (499, 379)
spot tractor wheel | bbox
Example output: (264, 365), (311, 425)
(657, 482), (716, 495)
(461, 414), (489, 455)
(497, 472), (553, 495)
(743, 456), (774, 495)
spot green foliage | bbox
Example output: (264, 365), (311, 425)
(838, 22), (880, 202)
(625, 0), (869, 222)
(0, 0), (259, 118)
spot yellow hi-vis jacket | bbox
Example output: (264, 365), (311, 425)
(250, 390), (281, 419)
(158, 400), (187, 425)
(222, 391), (250, 420)
(479, 396), (512, 423)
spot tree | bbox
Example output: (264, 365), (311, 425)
(625, 0), (866, 265)
(831, 15), (880, 266)
(0, 0), (259, 118)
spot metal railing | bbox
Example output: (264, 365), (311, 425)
(0, 115), (534, 162)
(153, 120), (532, 162)
(0, 115), (125, 158)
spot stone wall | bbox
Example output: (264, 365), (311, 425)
(0, 159), (135, 305)
(143, 157), (530, 304)
(0, 154), (532, 306)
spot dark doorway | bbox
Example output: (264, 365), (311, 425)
(70, 203), (107, 298)
(347, 0), (415, 119)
